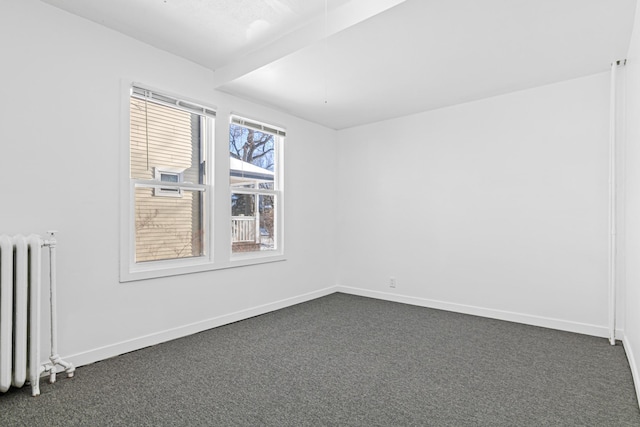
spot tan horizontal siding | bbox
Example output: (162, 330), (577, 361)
(130, 98), (196, 180)
(134, 189), (202, 262)
(130, 99), (203, 262)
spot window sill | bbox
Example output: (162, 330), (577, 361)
(120, 253), (286, 282)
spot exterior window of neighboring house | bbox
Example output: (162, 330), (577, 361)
(229, 116), (284, 255)
(128, 86), (213, 265)
(153, 168), (184, 197)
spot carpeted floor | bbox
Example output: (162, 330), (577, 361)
(1, 293), (639, 426)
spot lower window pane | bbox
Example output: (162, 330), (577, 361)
(135, 187), (204, 262)
(258, 194), (275, 251)
(231, 193), (276, 253)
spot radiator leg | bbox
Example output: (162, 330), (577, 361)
(49, 367), (56, 384)
(31, 351), (48, 396)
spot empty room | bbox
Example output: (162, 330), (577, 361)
(2, 0), (640, 425)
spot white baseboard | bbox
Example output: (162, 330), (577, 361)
(57, 284), (639, 412)
(336, 285), (618, 339)
(60, 284), (623, 372)
(61, 286), (337, 369)
(622, 335), (640, 407)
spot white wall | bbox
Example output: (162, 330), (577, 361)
(623, 0), (640, 404)
(0, 0), (337, 366)
(0, 0), (634, 384)
(336, 73), (612, 336)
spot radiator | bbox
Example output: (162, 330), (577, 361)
(0, 232), (74, 396)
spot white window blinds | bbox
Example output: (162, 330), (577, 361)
(132, 86), (216, 118)
(231, 115), (286, 137)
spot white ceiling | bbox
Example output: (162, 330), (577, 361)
(41, 0), (637, 129)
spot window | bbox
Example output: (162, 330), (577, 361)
(121, 84), (286, 281)
(229, 116), (284, 255)
(154, 167), (185, 197)
(127, 86), (213, 265)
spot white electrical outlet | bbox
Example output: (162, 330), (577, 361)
(389, 276), (396, 288)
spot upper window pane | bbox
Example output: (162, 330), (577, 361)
(229, 124), (275, 188)
(130, 97), (203, 184)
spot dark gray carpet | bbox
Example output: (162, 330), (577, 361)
(1, 293), (639, 426)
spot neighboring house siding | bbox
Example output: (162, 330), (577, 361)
(130, 98), (201, 262)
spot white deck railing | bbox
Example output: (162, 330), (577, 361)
(231, 216), (257, 242)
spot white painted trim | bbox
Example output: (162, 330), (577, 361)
(609, 61), (619, 345)
(622, 335), (640, 410)
(336, 286), (620, 339)
(55, 285), (630, 375)
(60, 286), (337, 369)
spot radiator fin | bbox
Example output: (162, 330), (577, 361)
(0, 235), (42, 394)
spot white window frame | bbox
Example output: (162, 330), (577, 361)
(119, 82), (287, 282)
(229, 115), (285, 261)
(120, 82), (215, 282)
